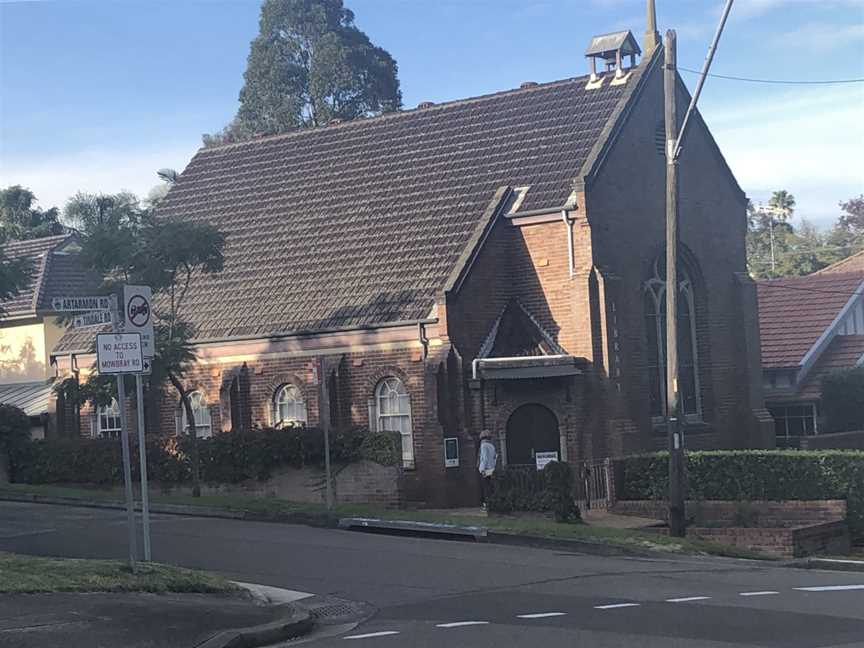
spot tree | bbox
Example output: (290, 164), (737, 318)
(821, 367), (864, 433)
(204, 0), (401, 147)
(57, 192), (226, 497)
(0, 186), (64, 240)
(0, 404), (29, 483)
(0, 230), (33, 317)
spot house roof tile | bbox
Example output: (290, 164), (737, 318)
(757, 272), (864, 369)
(798, 334), (864, 400)
(130, 72), (630, 343)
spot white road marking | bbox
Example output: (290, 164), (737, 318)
(594, 603), (641, 610)
(794, 584), (864, 592)
(517, 612), (567, 619)
(665, 596), (711, 603)
(344, 631), (401, 640)
(739, 591), (779, 597)
(436, 621), (490, 628)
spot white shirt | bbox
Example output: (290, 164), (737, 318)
(478, 439), (497, 474)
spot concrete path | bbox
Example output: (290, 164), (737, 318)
(0, 591), (282, 648)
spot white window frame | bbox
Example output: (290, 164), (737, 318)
(97, 398), (122, 439)
(373, 377), (414, 469)
(180, 391), (212, 438)
(273, 384), (307, 427)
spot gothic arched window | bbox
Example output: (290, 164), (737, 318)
(644, 257), (701, 420)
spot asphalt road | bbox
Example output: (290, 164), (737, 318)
(1, 501), (863, 647)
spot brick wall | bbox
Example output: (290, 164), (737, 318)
(586, 58), (768, 451)
(613, 499), (847, 527)
(157, 460), (402, 507)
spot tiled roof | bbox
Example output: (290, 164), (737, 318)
(757, 272), (864, 368)
(1, 235), (71, 318)
(144, 71), (634, 342)
(0, 380), (54, 417)
(798, 335), (864, 400)
(814, 249), (864, 275)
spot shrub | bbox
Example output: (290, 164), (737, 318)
(488, 462), (581, 522)
(821, 367), (864, 433)
(618, 450), (864, 539)
(10, 426), (397, 487)
(543, 461), (580, 523)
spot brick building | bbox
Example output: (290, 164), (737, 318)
(757, 252), (864, 447)
(49, 26), (772, 506)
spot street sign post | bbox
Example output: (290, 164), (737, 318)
(50, 295), (111, 312)
(96, 333), (144, 374)
(122, 285), (155, 562)
(72, 310), (114, 329)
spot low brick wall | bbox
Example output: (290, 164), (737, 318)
(613, 499), (847, 527)
(687, 521), (850, 559)
(157, 459), (402, 506)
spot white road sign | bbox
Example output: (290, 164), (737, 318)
(123, 285), (154, 358)
(51, 295), (111, 312)
(96, 333), (144, 374)
(72, 310), (114, 329)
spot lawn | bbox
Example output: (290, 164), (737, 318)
(0, 483), (766, 560)
(0, 551), (239, 594)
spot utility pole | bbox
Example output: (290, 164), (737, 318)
(664, 29), (686, 538)
(663, 0), (735, 539)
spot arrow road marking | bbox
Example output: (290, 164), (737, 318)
(436, 621), (490, 628)
(517, 612), (567, 618)
(344, 631), (401, 640)
(794, 584), (864, 592)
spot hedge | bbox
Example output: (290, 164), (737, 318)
(618, 450), (864, 538)
(488, 462), (581, 522)
(9, 427), (401, 486)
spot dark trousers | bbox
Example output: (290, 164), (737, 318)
(480, 475), (493, 505)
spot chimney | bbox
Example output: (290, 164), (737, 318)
(644, 0), (660, 53)
(417, 101), (435, 109)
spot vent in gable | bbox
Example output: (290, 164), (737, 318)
(654, 122), (666, 157)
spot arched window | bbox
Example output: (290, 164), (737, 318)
(644, 257), (701, 420)
(273, 384), (307, 426)
(374, 377), (414, 468)
(97, 398), (121, 439)
(180, 391), (212, 438)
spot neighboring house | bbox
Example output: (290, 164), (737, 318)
(0, 234), (100, 438)
(50, 25), (771, 507)
(757, 253), (864, 447)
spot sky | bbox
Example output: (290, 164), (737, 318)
(1, 0), (863, 228)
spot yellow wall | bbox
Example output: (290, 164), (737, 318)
(0, 320), (47, 383)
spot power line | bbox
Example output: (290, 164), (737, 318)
(679, 67), (864, 85)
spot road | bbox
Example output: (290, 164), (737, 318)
(1, 501), (863, 647)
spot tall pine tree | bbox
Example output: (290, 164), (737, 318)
(205, 0), (401, 146)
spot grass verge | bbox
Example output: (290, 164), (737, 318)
(0, 483), (767, 560)
(0, 551), (239, 594)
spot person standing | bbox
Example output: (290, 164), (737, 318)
(478, 429), (497, 511)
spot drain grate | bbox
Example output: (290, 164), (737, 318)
(298, 596), (375, 625)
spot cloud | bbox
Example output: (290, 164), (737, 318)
(702, 84), (864, 225)
(0, 143), (200, 210)
(776, 22), (864, 53)
(734, 0), (864, 19)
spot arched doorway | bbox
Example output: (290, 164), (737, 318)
(505, 404), (560, 466)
